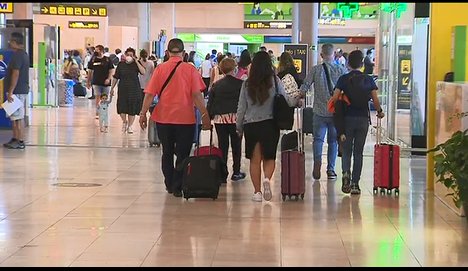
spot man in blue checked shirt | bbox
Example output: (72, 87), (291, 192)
(300, 43), (347, 181)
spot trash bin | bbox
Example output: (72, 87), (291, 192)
(58, 79), (75, 107)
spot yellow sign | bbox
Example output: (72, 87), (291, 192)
(98, 8), (106, 16)
(69, 21), (99, 29)
(402, 76), (409, 86)
(401, 60), (411, 74)
(0, 2), (13, 13)
(39, 4), (107, 17)
(293, 59), (302, 73)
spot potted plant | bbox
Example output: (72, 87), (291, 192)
(428, 112), (468, 217)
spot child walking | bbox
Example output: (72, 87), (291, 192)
(98, 93), (113, 133)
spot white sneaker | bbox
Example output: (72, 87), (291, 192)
(127, 126), (134, 134)
(122, 122), (127, 133)
(263, 178), (272, 201)
(252, 192), (263, 202)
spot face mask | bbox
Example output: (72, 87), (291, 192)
(125, 56), (133, 63)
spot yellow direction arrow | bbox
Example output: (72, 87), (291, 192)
(91, 8), (97, 15)
(402, 76), (409, 86)
(41, 6), (49, 13)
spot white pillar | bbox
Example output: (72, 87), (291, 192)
(172, 3), (176, 39)
(138, 3), (150, 52)
(311, 3), (319, 66)
(292, 2), (299, 44)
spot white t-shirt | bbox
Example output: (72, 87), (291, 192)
(201, 60), (212, 78)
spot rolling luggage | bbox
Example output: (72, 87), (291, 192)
(302, 93), (314, 135)
(73, 82), (87, 97)
(373, 118), (400, 195)
(181, 128), (227, 200)
(148, 98), (161, 147)
(281, 108), (306, 201)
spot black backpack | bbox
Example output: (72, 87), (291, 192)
(109, 54), (119, 66)
(344, 73), (371, 110)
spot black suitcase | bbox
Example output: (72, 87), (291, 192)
(302, 107), (314, 135)
(73, 82), (87, 97)
(148, 103), (160, 147)
(281, 131), (298, 152)
(181, 128), (225, 200)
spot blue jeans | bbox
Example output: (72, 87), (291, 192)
(312, 114), (338, 171)
(341, 116), (369, 185)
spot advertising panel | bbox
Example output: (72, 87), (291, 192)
(243, 2), (293, 29)
(283, 44), (308, 81)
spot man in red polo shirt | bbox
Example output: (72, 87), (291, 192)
(139, 38), (211, 198)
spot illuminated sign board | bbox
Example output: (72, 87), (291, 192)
(178, 33), (265, 44)
(320, 3), (379, 20)
(243, 3), (293, 29)
(0, 3), (13, 13)
(39, 4), (107, 17)
(69, 21), (99, 29)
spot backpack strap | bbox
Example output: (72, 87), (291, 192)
(322, 63), (334, 96)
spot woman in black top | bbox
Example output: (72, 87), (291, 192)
(277, 51), (303, 87)
(110, 47), (146, 134)
(207, 58), (246, 181)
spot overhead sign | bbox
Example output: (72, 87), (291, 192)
(320, 3), (379, 20)
(397, 45), (412, 109)
(39, 4), (107, 17)
(243, 3), (293, 29)
(69, 21), (99, 29)
(283, 44), (308, 81)
(0, 3), (13, 13)
(177, 33), (265, 44)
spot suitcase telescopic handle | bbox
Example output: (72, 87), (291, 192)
(297, 107), (304, 153)
(376, 117), (382, 145)
(196, 125), (214, 155)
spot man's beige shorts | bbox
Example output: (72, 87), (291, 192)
(9, 94), (27, 121)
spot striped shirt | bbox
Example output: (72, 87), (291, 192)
(300, 60), (347, 117)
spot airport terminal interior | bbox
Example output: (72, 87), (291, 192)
(0, 2), (467, 267)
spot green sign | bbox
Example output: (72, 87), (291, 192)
(336, 3), (360, 19)
(177, 33), (264, 44)
(380, 3), (408, 18)
(320, 3), (379, 20)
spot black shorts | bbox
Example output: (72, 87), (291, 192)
(244, 119), (280, 160)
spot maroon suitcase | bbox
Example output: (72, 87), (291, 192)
(281, 108), (306, 201)
(373, 119), (400, 196)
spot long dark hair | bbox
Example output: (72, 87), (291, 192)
(277, 51), (295, 74)
(188, 51), (196, 64)
(238, 49), (251, 69)
(247, 51), (274, 105)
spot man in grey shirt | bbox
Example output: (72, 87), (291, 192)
(3, 32), (30, 150)
(300, 43), (347, 180)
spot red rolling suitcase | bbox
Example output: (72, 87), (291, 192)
(373, 119), (400, 195)
(281, 108), (306, 201)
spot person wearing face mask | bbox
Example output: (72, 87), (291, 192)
(206, 58), (246, 181)
(87, 45), (115, 117)
(110, 47), (146, 134)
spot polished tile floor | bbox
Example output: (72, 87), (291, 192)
(0, 97), (466, 267)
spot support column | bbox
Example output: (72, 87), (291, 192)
(311, 3), (319, 66)
(12, 3), (33, 20)
(292, 3), (299, 44)
(138, 3), (151, 52)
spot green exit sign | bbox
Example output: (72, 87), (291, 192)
(380, 3), (408, 18)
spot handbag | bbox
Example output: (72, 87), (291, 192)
(281, 73), (302, 100)
(273, 75), (295, 130)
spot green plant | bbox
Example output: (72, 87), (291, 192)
(428, 127), (468, 209)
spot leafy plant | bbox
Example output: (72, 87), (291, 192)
(428, 124), (468, 209)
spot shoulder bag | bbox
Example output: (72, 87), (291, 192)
(273, 75), (295, 130)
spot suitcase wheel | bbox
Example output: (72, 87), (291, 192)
(373, 187), (378, 194)
(380, 188), (386, 195)
(149, 143), (154, 147)
(294, 195), (299, 201)
(300, 193), (304, 200)
(387, 189), (392, 195)
(212, 197), (217, 201)
(282, 194), (286, 201)
(394, 189), (400, 196)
